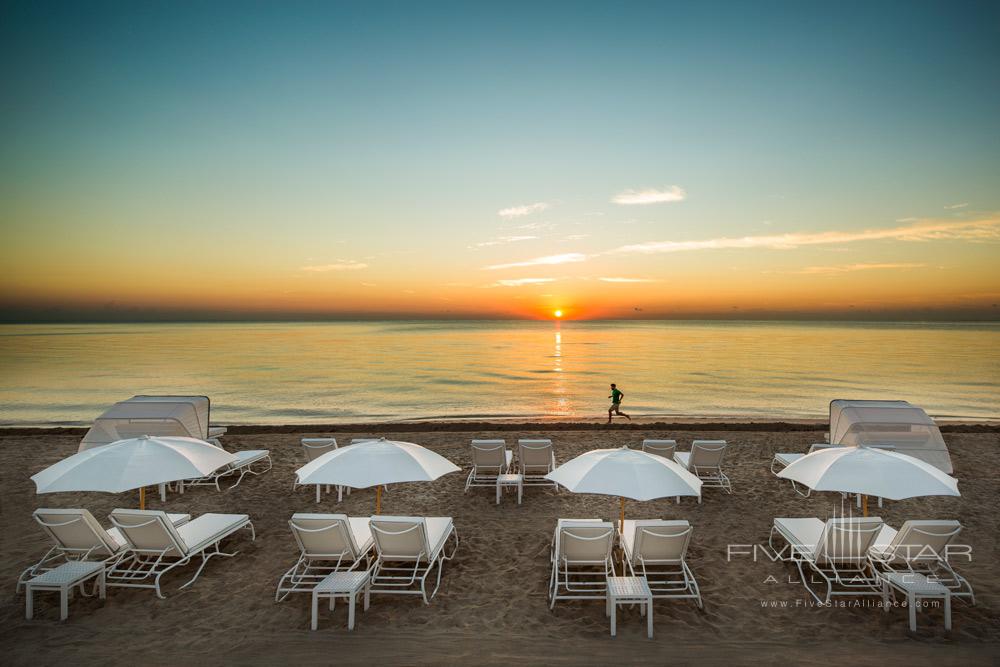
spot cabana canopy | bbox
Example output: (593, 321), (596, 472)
(828, 399), (952, 473)
(79, 395), (223, 452)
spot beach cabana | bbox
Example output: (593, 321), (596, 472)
(828, 400), (952, 473)
(79, 395), (224, 452)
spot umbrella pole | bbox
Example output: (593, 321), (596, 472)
(862, 494), (868, 517)
(139, 486), (146, 511)
(619, 496), (625, 533)
(376, 486), (382, 514)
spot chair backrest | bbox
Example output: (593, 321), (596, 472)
(629, 520), (692, 564)
(33, 508), (120, 556)
(351, 438), (378, 445)
(814, 517), (884, 564)
(555, 521), (614, 564)
(642, 439), (677, 458)
(689, 440), (728, 468)
(517, 439), (554, 472)
(109, 509), (188, 556)
(369, 516), (430, 559)
(885, 520), (963, 564)
(288, 513), (360, 559)
(471, 439), (507, 471)
(301, 438), (338, 462)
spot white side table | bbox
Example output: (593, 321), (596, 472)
(312, 570), (371, 631)
(26, 561), (106, 621)
(881, 572), (952, 632)
(606, 576), (653, 638)
(496, 473), (523, 505)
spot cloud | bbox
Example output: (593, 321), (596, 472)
(498, 202), (549, 218)
(598, 277), (660, 283)
(300, 261), (368, 272)
(793, 263), (927, 275)
(944, 202), (969, 209)
(485, 252), (588, 270)
(472, 235), (538, 248)
(486, 278), (557, 288)
(612, 186), (686, 205)
(609, 217), (1000, 255)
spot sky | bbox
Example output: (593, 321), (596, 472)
(2, 1), (999, 321)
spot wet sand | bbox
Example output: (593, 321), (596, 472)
(1, 425), (998, 665)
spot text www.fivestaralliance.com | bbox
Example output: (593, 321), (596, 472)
(760, 599), (942, 609)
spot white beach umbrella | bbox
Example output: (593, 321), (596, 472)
(295, 437), (460, 513)
(545, 447), (702, 530)
(777, 446), (959, 514)
(31, 435), (236, 509)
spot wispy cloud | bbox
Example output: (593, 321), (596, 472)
(944, 202), (969, 209)
(485, 253), (588, 270)
(598, 277), (660, 283)
(498, 202), (549, 218)
(300, 260), (368, 272)
(610, 217), (1000, 255)
(472, 235), (538, 248)
(792, 262), (927, 275)
(612, 186), (686, 205)
(486, 277), (557, 288)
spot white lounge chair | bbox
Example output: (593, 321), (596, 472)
(869, 520), (974, 604)
(770, 516), (884, 603)
(641, 439), (677, 459)
(275, 513), (374, 602)
(17, 508), (189, 592)
(517, 439), (557, 488)
(295, 438), (347, 502)
(549, 519), (615, 609)
(464, 439), (513, 493)
(183, 445), (272, 491)
(369, 515), (458, 604)
(619, 519), (702, 608)
(106, 509), (254, 598)
(674, 440), (732, 499)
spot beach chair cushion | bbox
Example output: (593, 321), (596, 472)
(774, 517), (884, 562)
(371, 516), (454, 561)
(869, 520), (962, 562)
(175, 513), (251, 553)
(34, 509), (122, 555)
(290, 513), (373, 557)
(620, 519), (690, 563)
(773, 452), (804, 467)
(233, 450), (269, 467)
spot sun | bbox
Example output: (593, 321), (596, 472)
(553, 310), (563, 318)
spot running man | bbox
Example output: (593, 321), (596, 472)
(607, 383), (631, 423)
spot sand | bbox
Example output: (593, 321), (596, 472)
(1, 425), (998, 665)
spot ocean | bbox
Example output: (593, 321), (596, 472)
(1, 321), (997, 426)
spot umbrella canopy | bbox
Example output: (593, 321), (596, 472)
(297, 438), (459, 488)
(777, 446), (959, 501)
(32, 435), (236, 494)
(545, 447), (702, 500)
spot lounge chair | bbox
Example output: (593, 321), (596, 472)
(641, 439), (677, 459)
(549, 519), (615, 609)
(517, 438), (557, 488)
(869, 520), (974, 604)
(770, 516), (884, 603)
(106, 509), (255, 598)
(619, 519), (702, 608)
(369, 515), (458, 604)
(275, 513), (374, 602)
(464, 439), (513, 493)
(17, 508), (189, 592)
(674, 440), (732, 499)
(183, 445), (272, 492)
(296, 438), (347, 502)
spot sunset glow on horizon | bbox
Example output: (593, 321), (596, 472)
(2, 3), (999, 322)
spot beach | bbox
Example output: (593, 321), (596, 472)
(1, 422), (998, 666)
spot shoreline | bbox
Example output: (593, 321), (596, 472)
(2, 417), (998, 436)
